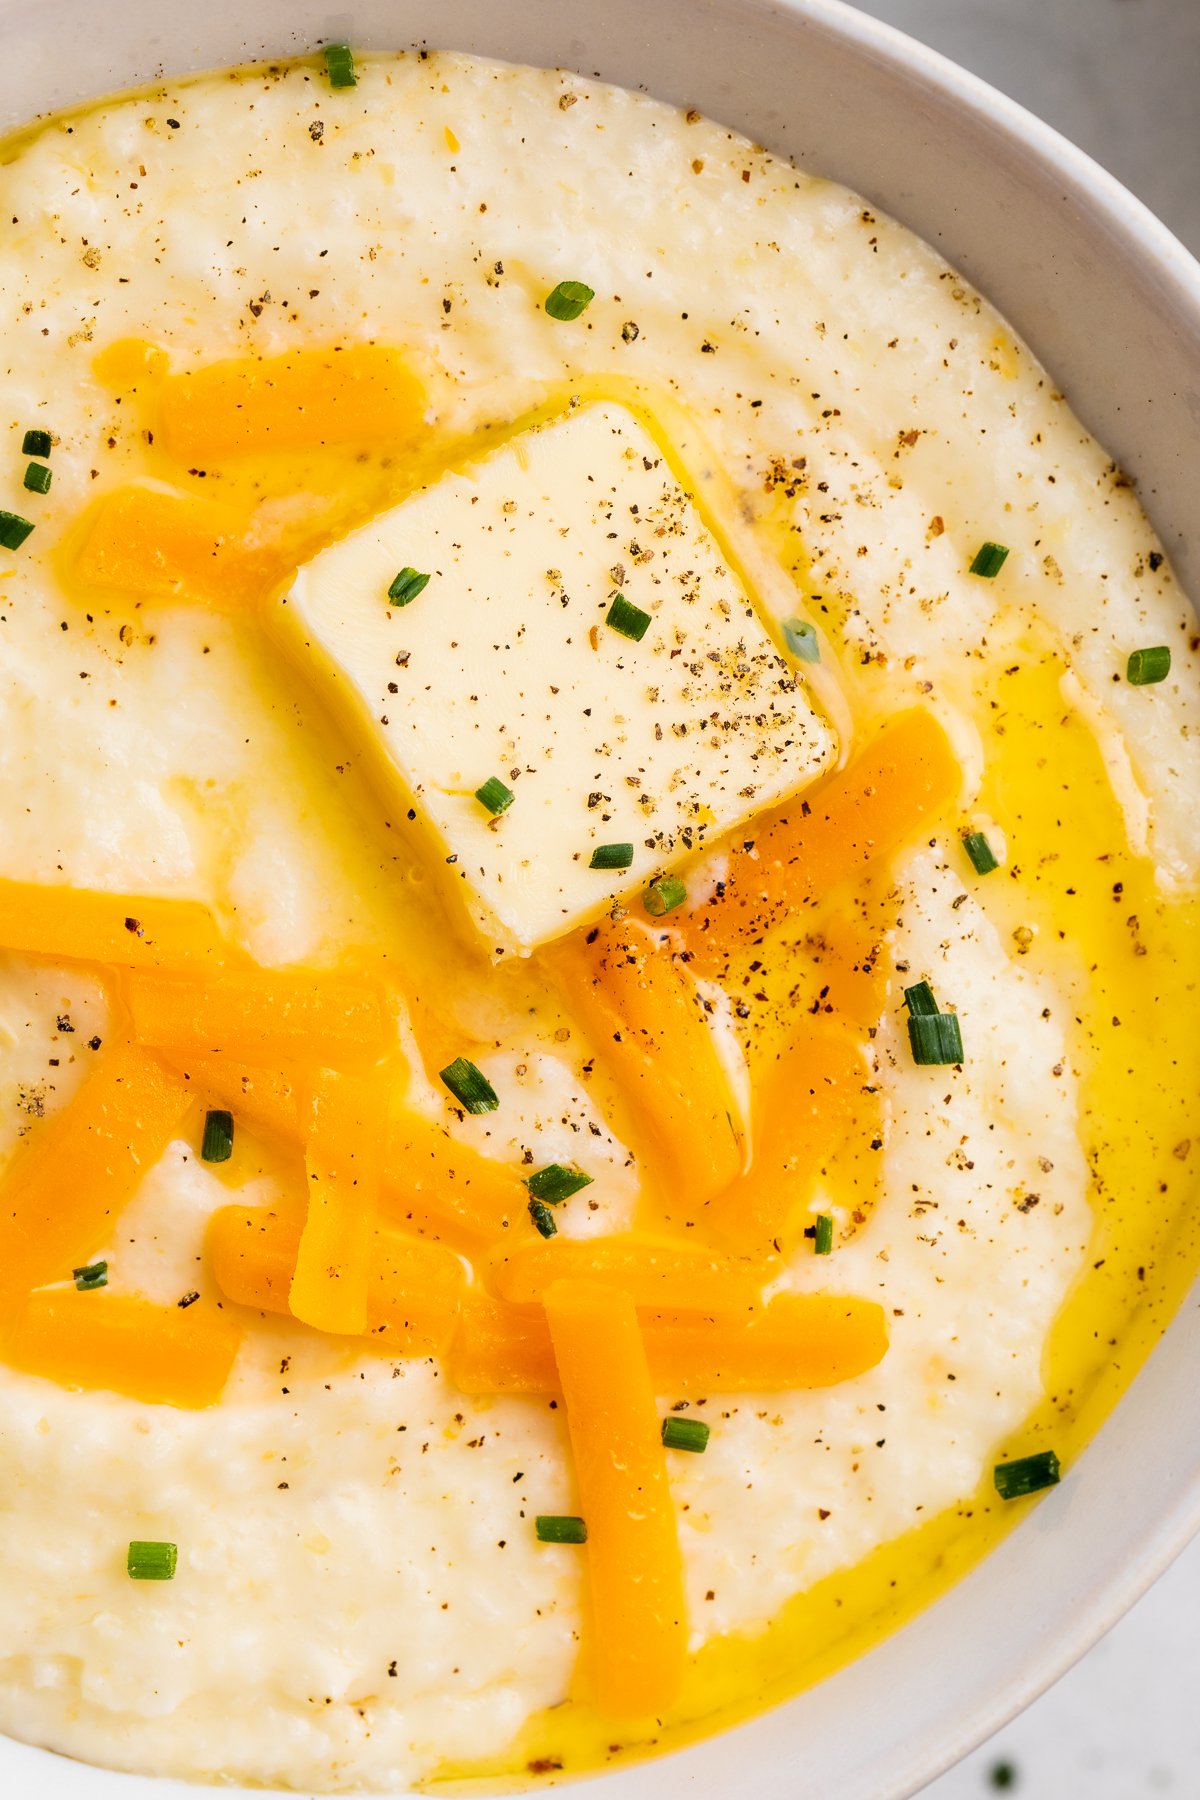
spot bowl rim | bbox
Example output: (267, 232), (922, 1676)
(802, 0), (1200, 298)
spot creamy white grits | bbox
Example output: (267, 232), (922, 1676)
(0, 47), (1195, 1795)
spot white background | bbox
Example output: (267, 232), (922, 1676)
(847, 3), (1200, 1794)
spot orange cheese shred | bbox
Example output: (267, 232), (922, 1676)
(450, 1292), (888, 1397)
(0, 1045), (191, 1321)
(124, 967), (392, 1065)
(0, 877), (227, 973)
(158, 345), (425, 460)
(705, 1024), (871, 1256)
(448, 1295), (558, 1395)
(491, 1234), (775, 1311)
(7, 1289), (240, 1408)
(208, 1204), (464, 1353)
(172, 1053), (301, 1143)
(640, 1293), (889, 1392)
(800, 921), (889, 1033)
(173, 1052), (527, 1250)
(76, 485), (292, 608)
(543, 1278), (688, 1718)
(209, 1205), (300, 1313)
(289, 1067), (388, 1337)
(380, 1105), (530, 1249)
(552, 919), (741, 1212)
(677, 708), (960, 974)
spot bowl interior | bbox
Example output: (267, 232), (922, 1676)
(1, 2), (1198, 1796)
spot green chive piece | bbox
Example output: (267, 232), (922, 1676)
(544, 280), (595, 321)
(439, 1056), (499, 1114)
(21, 429), (51, 458)
(528, 1197), (559, 1238)
(589, 842), (634, 872)
(813, 1213), (834, 1256)
(969, 541), (1010, 579)
(323, 42), (357, 88)
(962, 830), (999, 875)
(73, 1260), (108, 1291)
(127, 1540), (177, 1581)
(644, 874), (687, 917)
(23, 462), (52, 495)
(200, 1109), (234, 1163)
(993, 1450), (1061, 1501)
(387, 566), (431, 607)
(606, 592), (651, 642)
(783, 618), (820, 662)
(535, 1514), (587, 1543)
(475, 776), (515, 816)
(0, 511), (34, 551)
(903, 980), (940, 1018)
(1126, 645), (1171, 686)
(908, 1012), (964, 1065)
(662, 1415), (710, 1453)
(526, 1163), (593, 1205)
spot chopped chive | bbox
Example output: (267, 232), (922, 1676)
(544, 280), (594, 321)
(661, 1415), (710, 1453)
(0, 511), (34, 551)
(439, 1056), (499, 1114)
(813, 1213), (834, 1256)
(535, 1514), (587, 1543)
(962, 830), (999, 875)
(528, 1197), (559, 1238)
(903, 980), (940, 1018)
(200, 1109), (234, 1163)
(525, 1163), (593, 1205)
(323, 42), (357, 88)
(644, 873), (687, 917)
(387, 566), (430, 607)
(21, 429), (51, 458)
(127, 1540), (177, 1580)
(73, 1260), (108, 1291)
(475, 776), (515, 816)
(606, 592), (651, 642)
(783, 618), (820, 662)
(969, 541), (1010, 579)
(1126, 645), (1171, 686)
(908, 1012), (964, 1065)
(23, 462), (51, 495)
(589, 842), (634, 872)
(993, 1450), (1061, 1501)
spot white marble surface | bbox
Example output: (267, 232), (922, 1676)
(840, 4), (1200, 1793)
(921, 1534), (1200, 1797)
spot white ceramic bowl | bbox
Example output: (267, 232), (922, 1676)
(2, 3), (1198, 1796)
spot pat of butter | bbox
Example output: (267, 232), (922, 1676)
(277, 401), (835, 952)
